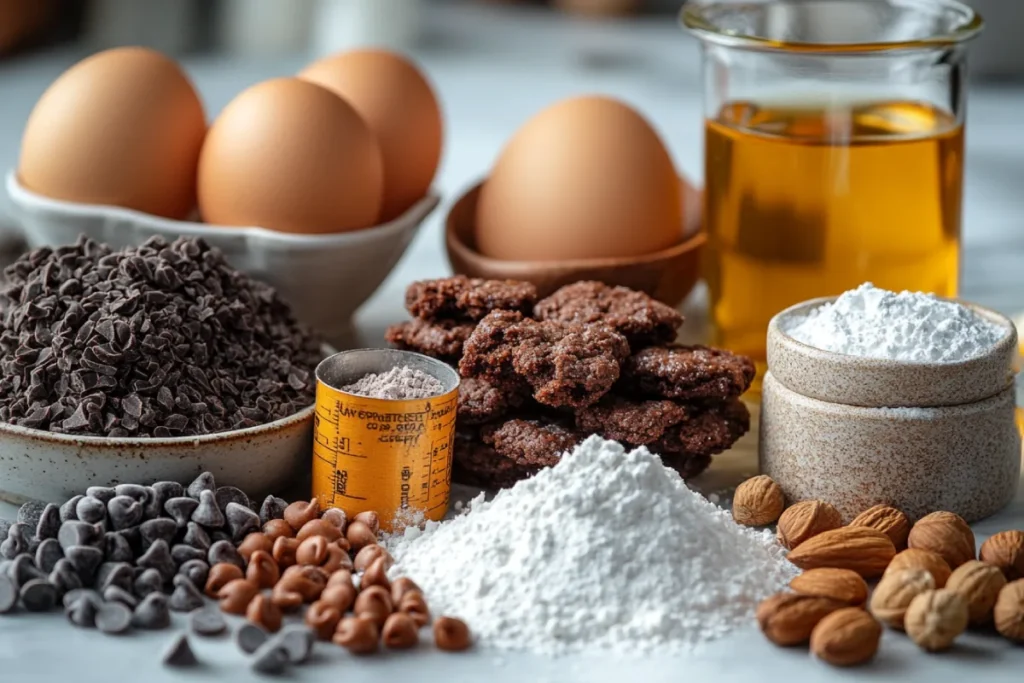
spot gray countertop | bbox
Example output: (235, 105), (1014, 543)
(0, 3), (1023, 681)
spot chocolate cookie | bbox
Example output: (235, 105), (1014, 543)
(535, 281), (683, 347)
(652, 399), (750, 457)
(659, 451), (714, 480)
(574, 395), (689, 445)
(451, 430), (538, 490)
(480, 417), (583, 468)
(459, 311), (630, 409)
(405, 276), (537, 322)
(385, 319), (476, 363)
(619, 345), (756, 401)
(457, 377), (525, 426)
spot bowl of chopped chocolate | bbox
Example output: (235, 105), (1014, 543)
(386, 276), (755, 488)
(0, 236), (328, 506)
(444, 181), (705, 304)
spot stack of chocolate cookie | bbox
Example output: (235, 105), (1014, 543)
(386, 277), (755, 489)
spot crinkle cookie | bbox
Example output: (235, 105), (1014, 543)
(451, 430), (538, 490)
(459, 311), (630, 409)
(404, 276), (537, 322)
(384, 319), (476, 363)
(479, 417), (583, 469)
(456, 377), (526, 426)
(534, 281), (682, 347)
(574, 395), (689, 445)
(619, 345), (756, 401)
(651, 398), (750, 458)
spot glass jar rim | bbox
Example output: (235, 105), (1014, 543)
(681, 0), (984, 54)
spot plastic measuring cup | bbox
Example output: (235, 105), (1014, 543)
(311, 349), (460, 531)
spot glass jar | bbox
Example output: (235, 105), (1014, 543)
(682, 0), (983, 376)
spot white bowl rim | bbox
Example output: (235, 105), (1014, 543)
(5, 171), (440, 250)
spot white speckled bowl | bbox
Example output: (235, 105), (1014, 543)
(760, 298), (1021, 523)
(0, 345), (337, 507)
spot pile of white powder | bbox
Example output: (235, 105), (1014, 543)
(389, 436), (797, 655)
(785, 283), (1005, 362)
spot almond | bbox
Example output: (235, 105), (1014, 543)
(869, 568), (935, 629)
(904, 589), (968, 652)
(885, 548), (951, 588)
(810, 607), (881, 667)
(849, 504), (910, 550)
(756, 592), (846, 646)
(786, 526), (895, 579)
(732, 475), (785, 527)
(907, 511), (975, 569)
(946, 560), (1006, 625)
(994, 579), (1024, 642)
(790, 568), (868, 606)
(777, 501), (843, 550)
(979, 530), (1024, 581)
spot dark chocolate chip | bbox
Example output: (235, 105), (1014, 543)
(214, 486), (250, 513)
(162, 632), (198, 667)
(75, 496), (107, 525)
(49, 559), (83, 595)
(20, 578), (58, 611)
(113, 484), (149, 502)
(168, 574), (205, 612)
(133, 568), (164, 599)
(62, 588), (102, 609)
(96, 601), (133, 634)
(171, 545), (206, 566)
(133, 592), (171, 629)
(164, 497), (199, 527)
(235, 622), (268, 654)
(181, 522), (211, 552)
(96, 561), (133, 592)
(224, 502), (260, 542)
(102, 585), (138, 609)
(139, 518), (177, 549)
(207, 540), (244, 571)
(276, 625), (316, 664)
(189, 607), (226, 637)
(250, 642), (289, 674)
(258, 496), (288, 526)
(137, 540), (175, 581)
(59, 495), (84, 523)
(64, 545), (103, 585)
(177, 559), (209, 588)
(107, 496), (143, 530)
(85, 487), (116, 505)
(103, 532), (134, 564)
(58, 521), (102, 551)
(65, 593), (100, 627)
(34, 503), (61, 541)
(186, 472), (216, 500)
(34, 538), (63, 574)
(191, 490), (224, 528)
(8, 553), (47, 588)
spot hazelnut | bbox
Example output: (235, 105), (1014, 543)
(869, 568), (935, 629)
(262, 518), (295, 541)
(306, 600), (342, 641)
(217, 578), (260, 615)
(245, 549), (281, 589)
(354, 544), (393, 573)
(907, 511), (976, 569)
(297, 519), (343, 543)
(272, 536), (299, 567)
(980, 530), (1024, 580)
(346, 521), (377, 551)
(362, 556), (391, 591)
(391, 577), (422, 605)
(353, 510), (380, 535)
(994, 579), (1024, 642)
(296, 535), (331, 566)
(283, 498), (320, 531)
(904, 589), (969, 652)
(333, 616), (379, 655)
(885, 548), (952, 588)
(321, 507), (348, 533)
(398, 591), (431, 628)
(776, 500), (843, 550)
(205, 563), (244, 598)
(433, 616), (472, 652)
(732, 475), (785, 527)
(320, 582), (357, 613)
(382, 612), (419, 649)
(355, 585), (393, 628)
(946, 560), (1007, 625)
(246, 593), (283, 633)
(236, 532), (274, 562)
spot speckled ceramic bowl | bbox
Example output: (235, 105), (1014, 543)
(760, 298), (1021, 523)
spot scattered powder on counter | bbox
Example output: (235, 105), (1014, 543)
(341, 365), (444, 400)
(785, 282), (1006, 362)
(388, 436), (798, 655)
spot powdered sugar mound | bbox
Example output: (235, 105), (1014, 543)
(389, 436), (797, 655)
(785, 283), (1005, 363)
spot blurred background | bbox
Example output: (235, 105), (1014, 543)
(0, 0), (1022, 330)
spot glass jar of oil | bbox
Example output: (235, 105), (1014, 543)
(683, 0), (983, 379)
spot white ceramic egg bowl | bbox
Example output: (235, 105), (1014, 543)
(5, 172), (439, 349)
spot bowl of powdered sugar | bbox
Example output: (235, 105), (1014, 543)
(759, 283), (1020, 523)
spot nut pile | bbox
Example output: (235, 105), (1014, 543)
(387, 277), (755, 486)
(209, 497), (471, 656)
(0, 471), (289, 632)
(0, 236), (321, 437)
(734, 475), (1024, 666)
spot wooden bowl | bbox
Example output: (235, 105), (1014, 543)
(445, 180), (705, 305)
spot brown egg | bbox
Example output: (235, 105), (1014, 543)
(18, 47), (206, 219)
(475, 95), (682, 261)
(299, 49), (442, 222)
(197, 78), (383, 234)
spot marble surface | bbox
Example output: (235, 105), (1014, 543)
(0, 3), (1023, 681)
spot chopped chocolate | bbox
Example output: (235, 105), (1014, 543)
(405, 276), (537, 322)
(619, 345), (756, 401)
(384, 319), (475, 363)
(480, 417), (583, 468)
(459, 311), (630, 409)
(534, 281), (682, 347)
